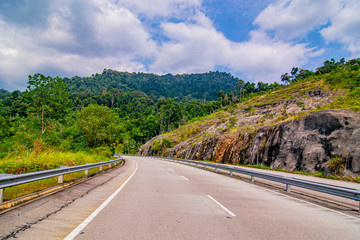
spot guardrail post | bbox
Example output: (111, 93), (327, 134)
(85, 163), (91, 176)
(0, 188), (4, 203)
(215, 167), (218, 172)
(108, 163), (111, 168)
(286, 184), (291, 192)
(58, 166), (67, 183)
(58, 175), (64, 183)
(251, 176), (254, 182)
(99, 166), (103, 171)
(230, 170), (233, 176)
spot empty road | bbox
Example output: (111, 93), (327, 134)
(1, 156), (360, 239)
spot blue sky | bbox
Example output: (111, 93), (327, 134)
(0, 0), (359, 91)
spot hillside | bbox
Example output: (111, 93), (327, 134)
(64, 70), (239, 101)
(138, 58), (360, 177)
(1, 65), (281, 159)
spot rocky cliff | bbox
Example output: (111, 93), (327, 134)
(138, 80), (360, 177)
(139, 109), (360, 176)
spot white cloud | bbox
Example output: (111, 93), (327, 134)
(227, 32), (320, 82)
(254, 0), (360, 56)
(0, 0), (156, 90)
(151, 14), (318, 83)
(151, 17), (229, 73)
(320, 0), (360, 56)
(92, 3), (156, 57)
(254, 0), (340, 40)
(2, 0), (356, 91)
(115, 0), (202, 18)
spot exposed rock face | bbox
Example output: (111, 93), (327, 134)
(138, 109), (360, 176)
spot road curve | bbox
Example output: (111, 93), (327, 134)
(1, 156), (360, 239)
(71, 156), (360, 240)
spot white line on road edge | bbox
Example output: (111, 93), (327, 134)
(182, 176), (189, 181)
(207, 195), (236, 217)
(64, 161), (139, 240)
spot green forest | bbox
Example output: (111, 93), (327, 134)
(0, 58), (359, 175)
(0, 71), (282, 159)
(64, 70), (239, 101)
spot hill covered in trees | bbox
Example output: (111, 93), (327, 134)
(138, 58), (360, 179)
(64, 70), (239, 101)
(0, 70), (252, 161)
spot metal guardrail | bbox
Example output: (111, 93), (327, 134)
(0, 157), (123, 203)
(142, 156), (360, 204)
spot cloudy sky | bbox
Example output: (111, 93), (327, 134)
(0, 0), (359, 91)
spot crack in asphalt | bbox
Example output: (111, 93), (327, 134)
(1, 171), (120, 240)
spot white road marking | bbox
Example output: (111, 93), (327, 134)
(207, 195), (236, 217)
(182, 176), (189, 181)
(64, 162), (139, 240)
(167, 168), (175, 172)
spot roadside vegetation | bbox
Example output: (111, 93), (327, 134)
(0, 148), (109, 174)
(0, 58), (359, 183)
(0, 143), (113, 201)
(154, 58), (360, 145)
(0, 70), (284, 167)
(142, 58), (360, 182)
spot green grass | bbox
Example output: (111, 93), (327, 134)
(0, 150), (109, 174)
(3, 166), (112, 201)
(0, 149), (116, 201)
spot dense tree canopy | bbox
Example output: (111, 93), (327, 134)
(77, 105), (120, 147)
(63, 71), (238, 101)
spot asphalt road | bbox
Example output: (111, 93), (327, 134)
(1, 156), (360, 239)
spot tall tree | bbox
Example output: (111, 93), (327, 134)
(281, 73), (291, 84)
(77, 104), (120, 147)
(236, 79), (245, 99)
(291, 67), (299, 79)
(23, 74), (70, 134)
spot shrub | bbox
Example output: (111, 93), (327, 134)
(114, 144), (125, 154)
(228, 116), (237, 127)
(296, 101), (305, 107)
(244, 106), (254, 112)
(151, 139), (160, 154)
(329, 156), (345, 175)
(89, 147), (113, 158)
(161, 138), (174, 149)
